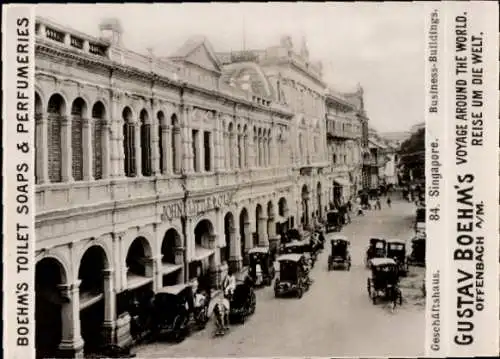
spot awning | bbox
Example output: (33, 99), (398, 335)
(126, 273), (153, 290)
(161, 262), (183, 275)
(334, 177), (350, 186)
(192, 247), (215, 262)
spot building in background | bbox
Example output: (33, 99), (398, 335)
(324, 88), (364, 205)
(218, 35), (330, 229)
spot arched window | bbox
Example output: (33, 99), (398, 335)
(171, 114), (180, 174)
(237, 125), (242, 169)
(91, 102), (105, 180)
(122, 107), (135, 177)
(157, 111), (165, 174)
(299, 133), (304, 161)
(47, 94), (65, 183)
(71, 98), (86, 181)
(140, 109), (151, 176)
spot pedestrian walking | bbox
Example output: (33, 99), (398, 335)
(376, 198), (381, 210)
(387, 197), (391, 208)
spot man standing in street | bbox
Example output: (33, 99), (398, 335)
(387, 196), (392, 208)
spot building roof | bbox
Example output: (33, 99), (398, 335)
(221, 61), (275, 100)
(168, 35), (222, 74)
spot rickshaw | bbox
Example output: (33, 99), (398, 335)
(367, 258), (403, 310)
(325, 210), (342, 233)
(248, 247), (275, 286)
(365, 237), (387, 268)
(328, 236), (351, 271)
(274, 254), (311, 298)
(228, 277), (257, 324)
(151, 284), (207, 342)
(282, 239), (316, 267)
(387, 239), (409, 276)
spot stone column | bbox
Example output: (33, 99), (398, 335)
(230, 133), (236, 170)
(258, 137), (263, 167)
(110, 94), (123, 177)
(258, 215), (269, 246)
(162, 125), (171, 175)
(181, 124), (191, 173)
(249, 136), (255, 169)
(101, 269), (116, 347)
(243, 135), (248, 169)
(60, 116), (73, 182)
(101, 121), (111, 179)
(58, 281), (84, 358)
(35, 114), (49, 184)
(229, 223), (242, 272)
(134, 123), (142, 177)
(243, 221), (252, 252)
(82, 118), (93, 181)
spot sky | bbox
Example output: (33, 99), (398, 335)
(36, 3), (425, 133)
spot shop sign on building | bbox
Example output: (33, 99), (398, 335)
(186, 191), (235, 216)
(162, 201), (184, 221)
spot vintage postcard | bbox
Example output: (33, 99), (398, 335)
(2, 2), (498, 358)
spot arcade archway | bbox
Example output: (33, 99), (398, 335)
(161, 229), (183, 286)
(35, 257), (66, 359)
(191, 219), (216, 283)
(78, 245), (109, 354)
(317, 182), (322, 220)
(301, 185), (310, 229)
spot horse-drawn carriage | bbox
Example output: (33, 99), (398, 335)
(387, 239), (409, 276)
(325, 210), (342, 233)
(228, 279), (257, 324)
(274, 254), (311, 298)
(328, 236), (351, 271)
(407, 234), (426, 267)
(248, 247), (275, 286)
(151, 283), (209, 342)
(365, 237), (387, 267)
(281, 239), (316, 267)
(367, 258), (403, 310)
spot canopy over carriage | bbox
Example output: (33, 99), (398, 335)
(387, 239), (408, 276)
(151, 284), (195, 342)
(367, 258), (402, 307)
(274, 254), (311, 298)
(247, 246), (275, 286)
(328, 236), (351, 271)
(365, 237), (387, 267)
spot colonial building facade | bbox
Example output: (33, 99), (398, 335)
(34, 17), (371, 358)
(219, 36), (332, 228)
(35, 17), (297, 358)
(325, 89), (364, 203)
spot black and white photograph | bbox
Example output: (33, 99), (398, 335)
(2, 2), (498, 359)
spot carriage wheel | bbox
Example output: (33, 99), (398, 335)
(249, 292), (256, 314)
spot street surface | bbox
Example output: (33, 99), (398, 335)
(134, 197), (425, 357)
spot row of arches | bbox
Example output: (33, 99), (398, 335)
(35, 196), (290, 358)
(36, 91), (294, 184)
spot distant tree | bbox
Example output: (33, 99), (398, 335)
(398, 128), (425, 182)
